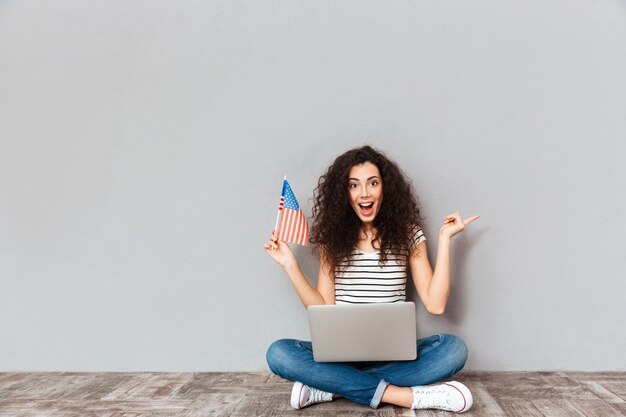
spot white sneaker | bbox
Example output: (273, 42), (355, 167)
(411, 381), (473, 413)
(290, 381), (333, 409)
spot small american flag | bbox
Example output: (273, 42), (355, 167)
(276, 178), (309, 246)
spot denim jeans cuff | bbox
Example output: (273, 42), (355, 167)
(369, 379), (390, 409)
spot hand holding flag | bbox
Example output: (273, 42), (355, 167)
(264, 229), (296, 269)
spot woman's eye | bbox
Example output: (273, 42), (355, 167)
(349, 183), (358, 189)
(370, 181), (379, 186)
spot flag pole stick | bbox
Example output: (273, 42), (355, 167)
(274, 175), (286, 232)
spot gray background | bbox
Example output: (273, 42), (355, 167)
(1, 1), (625, 372)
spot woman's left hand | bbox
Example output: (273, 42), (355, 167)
(439, 211), (480, 239)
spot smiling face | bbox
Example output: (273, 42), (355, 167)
(348, 162), (383, 225)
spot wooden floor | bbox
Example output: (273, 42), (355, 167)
(0, 372), (625, 416)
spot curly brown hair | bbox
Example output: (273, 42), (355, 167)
(310, 145), (424, 275)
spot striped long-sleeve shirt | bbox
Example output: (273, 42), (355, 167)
(334, 228), (426, 304)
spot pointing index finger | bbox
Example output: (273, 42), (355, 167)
(463, 215), (480, 225)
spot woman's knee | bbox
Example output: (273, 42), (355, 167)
(266, 338), (297, 376)
(440, 334), (468, 372)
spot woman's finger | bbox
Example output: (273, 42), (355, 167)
(444, 214), (459, 223)
(463, 215), (480, 225)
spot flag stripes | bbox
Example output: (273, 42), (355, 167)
(277, 206), (309, 246)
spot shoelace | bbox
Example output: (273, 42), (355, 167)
(307, 387), (333, 404)
(412, 387), (451, 409)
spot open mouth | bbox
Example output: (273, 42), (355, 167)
(358, 202), (374, 216)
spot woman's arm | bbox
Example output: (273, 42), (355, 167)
(316, 250), (336, 305)
(264, 231), (334, 308)
(409, 211), (479, 315)
(282, 262), (328, 308)
(409, 238), (450, 315)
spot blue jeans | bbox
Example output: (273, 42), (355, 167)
(266, 333), (468, 409)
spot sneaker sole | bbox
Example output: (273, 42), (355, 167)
(290, 381), (305, 409)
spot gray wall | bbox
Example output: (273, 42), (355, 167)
(1, 1), (625, 372)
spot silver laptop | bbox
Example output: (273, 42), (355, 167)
(308, 302), (417, 362)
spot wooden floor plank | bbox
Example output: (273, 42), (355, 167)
(464, 375), (506, 417)
(498, 399), (545, 417)
(179, 394), (246, 417)
(0, 399), (88, 414)
(80, 399), (192, 413)
(531, 399), (587, 417)
(569, 399), (625, 417)
(101, 372), (194, 400)
(600, 381), (626, 399)
(476, 371), (600, 401)
(579, 381), (625, 404)
(610, 402), (626, 415)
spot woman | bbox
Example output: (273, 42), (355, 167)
(264, 145), (479, 412)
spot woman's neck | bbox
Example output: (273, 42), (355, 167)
(359, 222), (373, 235)
(359, 223), (378, 242)
(356, 224), (380, 253)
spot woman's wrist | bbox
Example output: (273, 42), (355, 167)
(283, 259), (299, 274)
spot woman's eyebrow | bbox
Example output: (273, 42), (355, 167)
(348, 176), (381, 181)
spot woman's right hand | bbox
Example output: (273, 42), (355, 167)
(264, 230), (297, 270)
